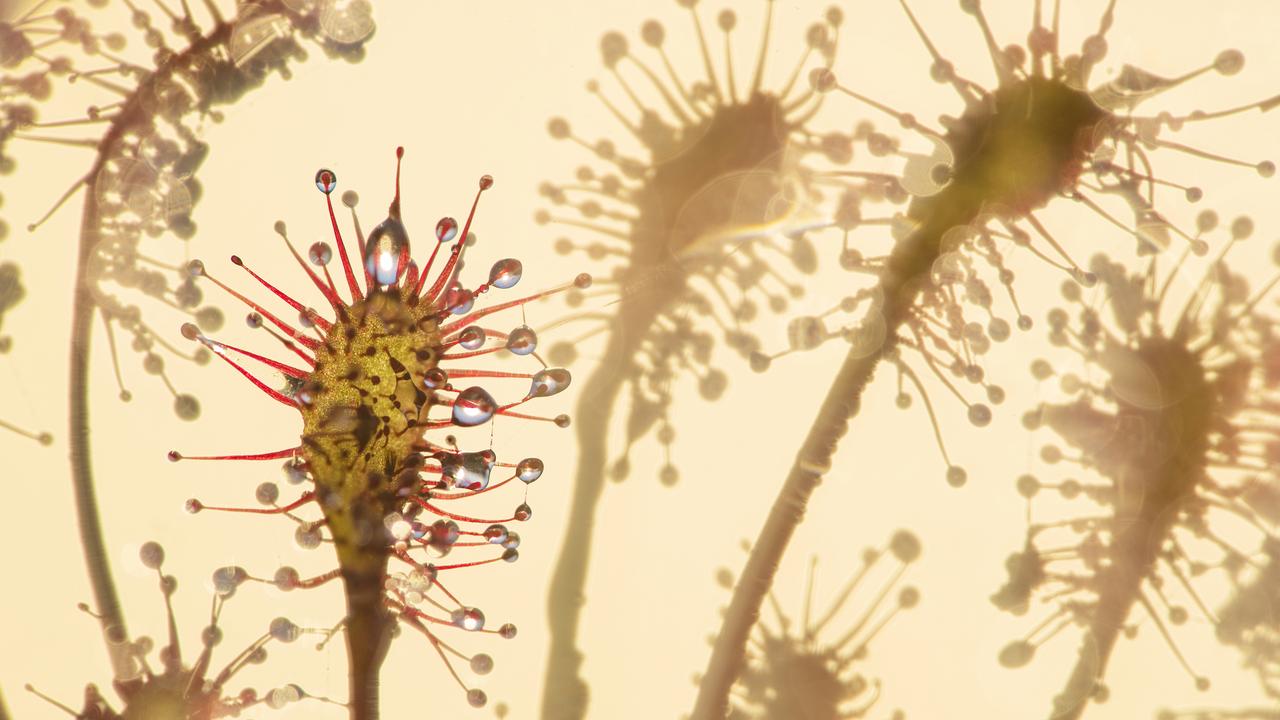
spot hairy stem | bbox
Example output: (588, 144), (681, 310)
(689, 317), (897, 720)
(541, 321), (647, 720)
(69, 167), (128, 654)
(690, 187), (976, 719)
(58, 2), (364, 678)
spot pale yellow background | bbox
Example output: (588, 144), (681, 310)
(1, 1), (1278, 718)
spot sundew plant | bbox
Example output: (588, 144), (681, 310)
(2, 2), (1279, 720)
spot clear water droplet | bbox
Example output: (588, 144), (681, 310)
(440, 449), (497, 491)
(452, 386), (497, 427)
(516, 458), (543, 483)
(459, 326), (486, 350)
(529, 368), (572, 398)
(506, 326), (537, 355)
(488, 258), (522, 289)
(364, 217), (410, 289)
(435, 216), (458, 243)
(422, 367), (448, 389)
(445, 284), (475, 314)
(314, 168), (337, 195)
(451, 607), (485, 631)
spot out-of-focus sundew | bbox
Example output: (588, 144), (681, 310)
(996, 212), (1280, 718)
(1, 2), (1278, 720)
(536, 3), (863, 716)
(717, 529), (921, 720)
(23, 540), (342, 719)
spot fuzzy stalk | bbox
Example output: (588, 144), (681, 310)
(69, 163), (128, 656)
(65, 17), (244, 666)
(690, 180), (983, 719)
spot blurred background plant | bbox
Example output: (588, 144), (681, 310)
(1, 2), (1279, 719)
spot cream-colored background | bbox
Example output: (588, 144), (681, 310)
(2, 1), (1278, 718)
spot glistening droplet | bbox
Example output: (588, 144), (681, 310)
(452, 386), (497, 427)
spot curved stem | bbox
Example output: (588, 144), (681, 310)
(64, 18), (239, 666)
(541, 324), (644, 720)
(69, 170), (128, 651)
(58, 3), (332, 672)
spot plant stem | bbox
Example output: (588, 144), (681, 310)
(64, 16), (245, 665)
(690, 188), (974, 719)
(541, 323), (646, 720)
(338, 551), (393, 720)
(69, 165), (129, 654)
(688, 314), (898, 720)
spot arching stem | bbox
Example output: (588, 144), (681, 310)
(69, 165), (129, 657)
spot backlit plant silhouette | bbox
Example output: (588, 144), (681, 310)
(2, 0), (376, 697)
(25, 540), (339, 720)
(173, 150), (587, 718)
(715, 529), (920, 720)
(536, 3), (857, 715)
(11, 0), (374, 415)
(692, 2), (1278, 717)
(993, 217), (1280, 718)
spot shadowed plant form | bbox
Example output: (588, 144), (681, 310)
(994, 215), (1280, 719)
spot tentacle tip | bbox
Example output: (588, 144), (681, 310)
(574, 272), (592, 289)
(167, 450), (182, 462)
